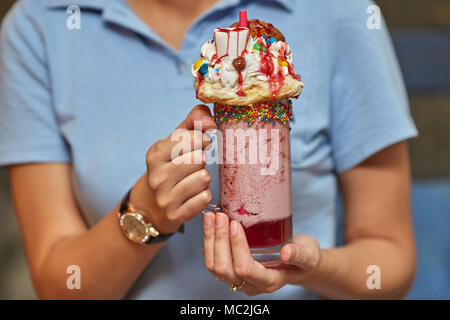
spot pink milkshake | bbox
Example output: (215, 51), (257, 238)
(192, 13), (304, 263)
(216, 103), (293, 252)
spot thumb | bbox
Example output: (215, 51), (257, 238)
(281, 235), (320, 271)
(177, 105), (216, 132)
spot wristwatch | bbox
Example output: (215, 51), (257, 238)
(118, 189), (184, 244)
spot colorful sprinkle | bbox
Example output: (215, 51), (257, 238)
(213, 100), (293, 126)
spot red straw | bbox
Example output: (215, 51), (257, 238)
(239, 10), (248, 28)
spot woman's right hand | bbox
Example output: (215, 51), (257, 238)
(132, 105), (216, 235)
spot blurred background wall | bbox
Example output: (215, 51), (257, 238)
(0, 0), (449, 299)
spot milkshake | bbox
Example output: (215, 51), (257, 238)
(192, 13), (304, 264)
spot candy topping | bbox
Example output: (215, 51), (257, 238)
(260, 55), (273, 75)
(267, 36), (277, 44)
(277, 58), (288, 67)
(193, 16), (303, 105)
(199, 63), (209, 76)
(232, 57), (246, 72)
(214, 100), (293, 126)
(194, 58), (204, 70)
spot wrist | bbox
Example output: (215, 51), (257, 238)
(129, 175), (182, 235)
(294, 248), (327, 287)
(285, 242), (322, 286)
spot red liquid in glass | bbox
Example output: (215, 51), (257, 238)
(243, 216), (292, 248)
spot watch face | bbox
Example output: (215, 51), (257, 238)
(120, 213), (148, 243)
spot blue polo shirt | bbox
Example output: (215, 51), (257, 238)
(0, 0), (417, 299)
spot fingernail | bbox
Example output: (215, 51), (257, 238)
(203, 213), (213, 228)
(216, 212), (227, 228)
(201, 116), (214, 125)
(202, 119), (216, 129)
(230, 220), (238, 236)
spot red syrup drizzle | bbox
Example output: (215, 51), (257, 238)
(212, 27), (249, 66)
(248, 20), (302, 100)
(212, 27), (251, 97)
(242, 20), (287, 101)
(236, 28), (241, 57)
(236, 71), (246, 97)
(268, 71), (285, 100)
(235, 204), (257, 216)
(278, 41), (301, 82)
(235, 29), (246, 97)
(259, 42), (285, 100)
(288, 63), (301, 81)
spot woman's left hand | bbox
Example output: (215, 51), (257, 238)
(203, 211), (321, 296)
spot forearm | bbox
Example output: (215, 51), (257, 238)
(299, 238), (416, 299)
(35, 204), (164, 299)
(34, 175), (166, 300)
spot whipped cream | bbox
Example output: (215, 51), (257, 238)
(192, 27), (301, 103)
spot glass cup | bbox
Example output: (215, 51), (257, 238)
(213, 101), (293, 265)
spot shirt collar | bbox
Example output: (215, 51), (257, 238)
(45, 0), (294, 62)
(45, 0), (107, 10)
(214, 0), (294, 11)
(45, 0), (294, 12)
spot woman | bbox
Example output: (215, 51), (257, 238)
(0, 0), (417, 299)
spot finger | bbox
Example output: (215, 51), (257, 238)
(175, 188), (212, 222)
(171, 148), (207, 167)
(177, 105), (216, 131)
(280, 234), (320, 271)
(146, 129), (211, 169)
(238, 282), (267, 296)
(164, 130), (212, 162)
(203, 212), (216, 274)
(230, 220), (284, 290)
(163, 150), (207, 186)
(171, 168), (211, 205)
(170, 129), (213, 154)
(214, 213), (241, 284)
